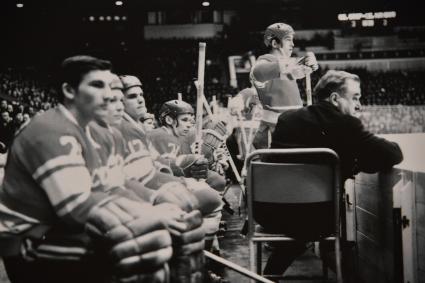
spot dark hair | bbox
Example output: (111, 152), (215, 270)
(314, 70), (360, 101)
(57, 55), (112, 102)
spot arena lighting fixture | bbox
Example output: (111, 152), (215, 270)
(115, 0), (123, 6)
(202, 1), (210, 7)
(16, 3), (24, 8)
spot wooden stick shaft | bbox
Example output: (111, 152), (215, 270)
(195, 42), (206, 154)
(306, 73), (312, 106)
(204, 251), (274, 283)
(202, 95), (215, 121)
(237, 113), (249, 154)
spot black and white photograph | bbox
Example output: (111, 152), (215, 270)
(0, 0), (424, 282)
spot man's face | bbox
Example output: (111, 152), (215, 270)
(15, 113), (23, 122)
(173, 113), (194, 136)
(76, 70), (113, 122)
(1, 101), (7, 110)
(23, 114), (30, 122)
(1, 112), (9, 122)
(336, 79), (362, 116)
(107, 89), (125, 126)
(123, 86), (146, 120)
(277, 35), (294, 58)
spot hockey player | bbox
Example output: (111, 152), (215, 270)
(149, 99), (226, 192)
(118, 75), (223, 249)
(0, 56), (175, 282)
(250, 22), (319, 149)
(87, 74), (192, 228)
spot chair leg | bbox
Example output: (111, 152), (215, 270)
(335, 236), (343, 283)
(248, 240), (256, 283)
(256, 242), (262, 275)
(322, 259), (328, 279)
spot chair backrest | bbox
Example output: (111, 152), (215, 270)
(250, 161), (333, 203)
(245, 148), (341, 238)
(247, 148), (339, 205)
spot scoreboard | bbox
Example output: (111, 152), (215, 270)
(338, 11), (396, 28)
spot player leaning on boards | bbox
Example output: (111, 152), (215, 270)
(0, 56), (175, 283)
(250, 22), (319, 149)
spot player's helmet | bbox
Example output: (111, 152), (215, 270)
(119, 75), (142, 91)
(159, 100), (194, 125)
(264, 23), (294, 47)
(110, 74), (124, 90)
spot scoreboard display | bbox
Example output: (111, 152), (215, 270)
(338, 11), (396, 28)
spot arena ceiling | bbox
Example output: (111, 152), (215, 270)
(1, 0), (423, 27)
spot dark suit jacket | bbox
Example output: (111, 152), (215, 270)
(271, 101), (403, 180)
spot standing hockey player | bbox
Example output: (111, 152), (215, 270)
(250, 22), (319, 149)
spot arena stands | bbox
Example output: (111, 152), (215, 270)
(1, 61), (425, 153)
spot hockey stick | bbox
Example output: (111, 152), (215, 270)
(204, 250), (274, 283)
(193, 42), (206, 155)
(306, 72), (312, 106)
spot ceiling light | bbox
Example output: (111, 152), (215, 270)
(115, 1), (123, 6)
(202, 1), (210, 7)
(16, 3), (24, 8)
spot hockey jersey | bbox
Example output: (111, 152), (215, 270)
(149, 127), (186, 159)
(87, 121), (127, 191)
(0, 105), (111, 234)
(250, 54), (302, 124)
(116, 113), (179, 189)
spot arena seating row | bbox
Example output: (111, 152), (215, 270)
(1, 63), (425, 152)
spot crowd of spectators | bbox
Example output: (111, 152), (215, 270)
(296, 68), (425, 106)
(139, 39), (239, 113)
(1, 47), (425, 153)
(0, 70), (58, 151)
(359, 105), (425, 134)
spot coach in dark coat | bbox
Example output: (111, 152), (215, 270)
(256, 70), (403, 276)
